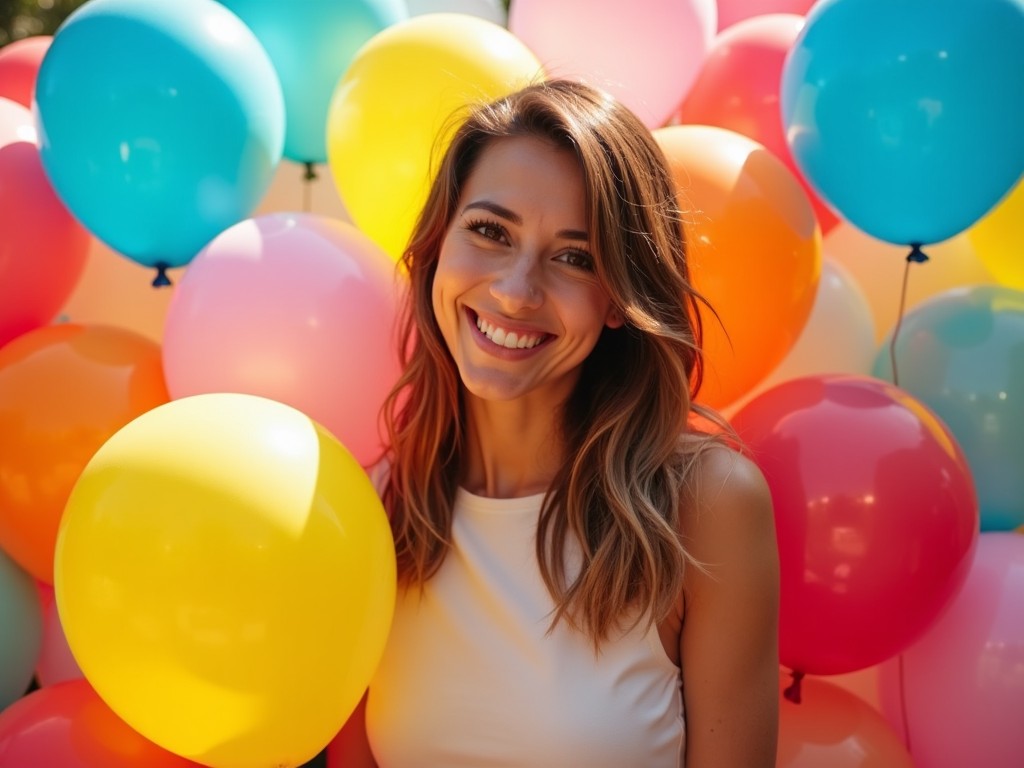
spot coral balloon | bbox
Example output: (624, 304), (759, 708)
(968, 178), (1024, 291)
(0, 97), (90, 349)
(777, 673), (912, 767)
(0, 35), (51, 108)
(509, 0), (716, 129)
(676, 14), (838, 233)
(717, 0), (816, 31)
(326, 13), (542, 260)
(0, 324), (168, 583)
(654, 124), (821, 409)
(0, 680), (204, 767)
(35, 0), (284, 282)
(55, 393), (396, 768)
(873, 285), (1024, 531)
(162, 213), (404, 466)
(877, 533), (1024, 768)
(0, 548), (42, 710)
(731, 375), (978, 674)
(781, 0), (1024, 245)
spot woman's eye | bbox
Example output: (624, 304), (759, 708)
(559, 249), (595, 271)
(467, 219), (506, 243)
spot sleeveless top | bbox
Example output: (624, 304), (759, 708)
(365, 488), (685, 767)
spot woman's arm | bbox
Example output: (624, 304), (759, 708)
(327, 691), (379, 768)
(679, 446), (780, 767)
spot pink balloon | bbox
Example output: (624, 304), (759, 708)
(877, 532), (1024, 768)
(717, 0), (816, 31)
(0, 98), (90, 349)
(731, 374), (979, 675)
(676, 13), (839, 233)
(508, 0), (717, 128)
(162, 214), (405, 466)
(0, 36), (51, 109)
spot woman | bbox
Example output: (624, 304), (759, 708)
(335, 78), (779, 767)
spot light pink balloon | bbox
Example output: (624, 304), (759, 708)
(162, 214), (406, 466)
(877, 532), (1024, 768)
(508, 0), (717, 128)
(716, 0), (816, 31)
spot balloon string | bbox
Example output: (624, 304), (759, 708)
(888, 243), (929, 387)
(152, 262), (172, 288)
(782, 669), (804, 704)
(897, 652), (914, 756)
(303, 162), (318, 213)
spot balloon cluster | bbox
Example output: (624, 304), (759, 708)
(0, 0), (1022, 766)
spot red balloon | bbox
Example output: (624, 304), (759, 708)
(731, 374), (978, 674)
(0, 36), (51, 109)
(676, 14), (839, 233)
(0, 680), (203, 767)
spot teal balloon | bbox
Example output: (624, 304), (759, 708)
(35, 0), (285, 280)
(873, 285), (1024, 531)
(219, 0), (407, 164)
(781, 0), (1024, 245)
(0, 548), (42, 709)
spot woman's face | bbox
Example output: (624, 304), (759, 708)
(431, 135), (623, 407)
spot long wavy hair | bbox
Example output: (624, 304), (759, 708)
(380, 78), (725, 644)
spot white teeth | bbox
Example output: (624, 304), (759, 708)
(475, 315), (543, 349)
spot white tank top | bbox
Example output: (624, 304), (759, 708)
(366, 488), (685, 767)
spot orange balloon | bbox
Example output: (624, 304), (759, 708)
(654, 125), (821, 409)
(778, 672), (912, 767)
(0, 324), (169, 583)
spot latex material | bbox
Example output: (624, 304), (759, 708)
(326, 13), (542, 260)
(34, 0), (284, 274)
(0, 35), (51, 108)
(406, 0), (507, 25)
(34, 584), (83, 688)
(508, 0), (716, 129)
(731, 374), (979, 674)
(780, 0), (1024, 245)
(0, 324), (168, 583)
(873, 285), (1024, 532)
(718, 0), (815, 31)
(877, 532), (1024, 768)
(654, 124), (821, 409)
(55, 393), (396, 768)
(219, 0), (406, 164)
(968, 179), (1024, 291)
(162, 213), (405, 467)
(0, 98), (90, 349)
(0, 548), (41, 710)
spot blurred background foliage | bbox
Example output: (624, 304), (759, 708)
(0, 0), (86, 45)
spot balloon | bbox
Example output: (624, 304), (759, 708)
(654, 124), (821, 409)
(823, 223), (995, 342)
(162, 213), (404, 467)
(55, 393), (396, 768)
(731, 375), (978, 674)
(326, 13), (542, 260)
(0, 35), (51, 108)
(34, 0), (285, 281)
(877, 533), (1024, 768)
(406, 0), (507, 25)
(219, 0), (406, 164)
(717, 0), (816, 31)
(0, 324), (169, 583)
(34, 587), (83, 688)
(727, 260), (875, 416)
(777, 673), (913, 767)
(780, 0), (1024, 245)
(873, 285), (1024, 531)
(0, 547), (42, 710)
(675, 14), (839, 233)
(509, 0), (716, 129)
(0, 680), (205, 767)
(968, 178), (1024, 291)
(0, 97), (90, 349)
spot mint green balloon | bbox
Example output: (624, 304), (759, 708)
(873, 285), (1024, 531)
(0, 548), (42, 708)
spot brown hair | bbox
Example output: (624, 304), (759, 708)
(380, 78), (724, 643)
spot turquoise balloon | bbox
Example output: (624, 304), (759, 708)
(0, 548), (42, 709)
(35, 0), (284, 282)
(872, 285), (1024, 531)
(781, 0), (1024, 245)
(219, 0), (407, 164)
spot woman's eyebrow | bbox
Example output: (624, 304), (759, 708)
(462, 200), (589, 242)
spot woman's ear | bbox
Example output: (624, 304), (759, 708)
(605, 306), (625, 329)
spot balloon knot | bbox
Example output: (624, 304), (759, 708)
(152, 262), (173, 288)
(783, 669), (804, 704)
(303, 161), (318, 182)
(906, 243), (929, 264)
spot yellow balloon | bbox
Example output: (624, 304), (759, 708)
(968, 179), (1024, 290)
(326, 13), (543, 260)
(54, 393), (395, 768)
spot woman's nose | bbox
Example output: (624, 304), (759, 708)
(490, 256), (543, 312)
